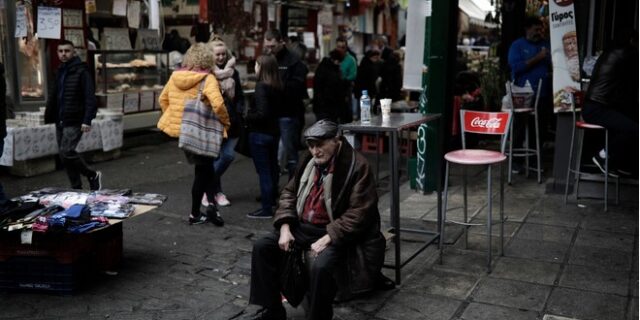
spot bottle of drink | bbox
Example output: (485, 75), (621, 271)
(360, 90), (371, 123)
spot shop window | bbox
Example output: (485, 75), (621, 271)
(16, 37), (45, 101)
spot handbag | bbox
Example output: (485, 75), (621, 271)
(234, 118), (251, 158)
(279, 243), (308, 307)
(179, 79), (223, 158)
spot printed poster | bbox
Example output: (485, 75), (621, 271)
(549, 0), (580, 113)
(127, 1), (141, 29)
(63, 9), (83, 28)
(37, 6), (62, 39)
(15, 5), (27, 38)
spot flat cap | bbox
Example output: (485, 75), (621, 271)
(303, 119), (339, 141)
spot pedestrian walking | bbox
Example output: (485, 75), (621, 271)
(200, 38), (245, 207)
(44, 40), (102, 191)
(262, 29), (308, 180)
(157, 43), (229, 226)
(248, 120), (386, 320)
(245, 54), (282, 219)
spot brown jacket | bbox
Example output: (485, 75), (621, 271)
(274, 137), (385, 298)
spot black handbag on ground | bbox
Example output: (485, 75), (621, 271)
(279, 243), (308, 307)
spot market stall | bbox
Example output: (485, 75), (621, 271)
(0, 188), (166, 293)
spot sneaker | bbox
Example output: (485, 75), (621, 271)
(591, 156), (619, 177)
(89, 171), (102, 191)
(214, 193), (230, 207)
(246, 209), (273, 219)
(206, 205), (224, 227)
(188, 214), (207, 225)
(201, 194), (209, 207)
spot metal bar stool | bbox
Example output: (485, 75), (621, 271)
(563, 94), (619, 211)
(440, 110), (513, 273)
(505, 79), (542, 184)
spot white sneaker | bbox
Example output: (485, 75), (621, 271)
(201, 194), (209, 207)
(214, 193), (231, 207)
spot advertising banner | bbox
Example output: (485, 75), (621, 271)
(549, 0), (580, 112)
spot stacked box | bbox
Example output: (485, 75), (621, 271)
(0, 223), (123, 293)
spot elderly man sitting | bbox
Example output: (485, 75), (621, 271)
(248, 119), (387, 320)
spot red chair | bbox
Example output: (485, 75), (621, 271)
(440, 110), (513, 273)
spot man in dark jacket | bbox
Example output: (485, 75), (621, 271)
(263, 29), (309, 180)
(249, 120), (386, 320)
(45, 40), (102, 190)
(583, 35), (639, 176)
(313, 50), (349, 123)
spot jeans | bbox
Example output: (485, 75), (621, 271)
(278, 117), (301, 179)
(56, 126), (97, 189)
(212, 137), (238, 194)
(250, 132), (279, 215)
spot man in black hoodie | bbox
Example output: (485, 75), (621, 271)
(45, 40), (102, 190)
(263, 30), (309, 180)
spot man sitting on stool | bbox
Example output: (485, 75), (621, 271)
(248, 119), (387, 320)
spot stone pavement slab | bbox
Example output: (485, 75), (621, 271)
(470, 278), (551, 311)
(545, 287), (628, 320)
(568, 245), (633, 271)
(558, 264), (629, 296)
(374, 289), (462, 320)
(459, 302), (540, 320)
(490, 256), (562, 286)
(505, 238), (571, 263)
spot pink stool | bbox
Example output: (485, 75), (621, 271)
(440, 110), (513, 273)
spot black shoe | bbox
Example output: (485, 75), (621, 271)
(89, 171), (102, 191)
(375, 272), (396, 291)
(591, 156), (619, 177)
(251, 305), (286, 320)
(188, 214), (207, 225)
(246, 209), (273, 219)
(206, 205), (224, 227)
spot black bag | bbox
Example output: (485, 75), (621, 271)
(279, 244), (308, 307)
(234, 119), (251, 158)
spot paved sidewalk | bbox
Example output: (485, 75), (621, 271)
(0, 139), (637, 320)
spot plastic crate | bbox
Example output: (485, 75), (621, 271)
(0, 255), (90, 293)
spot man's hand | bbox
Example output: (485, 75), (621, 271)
(278, 224), (295, 251)
(81, 124), (91, 133)
(310, 235), (332, 257)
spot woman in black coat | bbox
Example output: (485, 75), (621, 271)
(312, 50), (350, 123)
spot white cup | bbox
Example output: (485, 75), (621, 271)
(380, 99), (392, 117)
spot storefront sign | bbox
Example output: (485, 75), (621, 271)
(15, 5), (27, 38)
(549, 0), (580, 112)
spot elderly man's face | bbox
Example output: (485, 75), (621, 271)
(263, 38), (283, 55)
(307, 138), (340, 165)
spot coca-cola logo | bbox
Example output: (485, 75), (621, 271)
(553, 0), (573, 7)
(470, 117), (502, 129)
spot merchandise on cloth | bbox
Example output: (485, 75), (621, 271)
(93, 189), (132, 196)
(128, 193), (167, 205)
(39, 192), (89, 209)
(67, 216), (110, 234)
(47, 204), (92, 231)
(0, 201), (44, 228)
(89, 201), (135, 219)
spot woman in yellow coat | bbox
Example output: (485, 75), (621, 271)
(158, 43), (230, 226)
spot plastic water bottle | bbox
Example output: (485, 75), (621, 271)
(360, 90), (371, 123)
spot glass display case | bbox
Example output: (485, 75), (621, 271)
(90, 50), (169, 114)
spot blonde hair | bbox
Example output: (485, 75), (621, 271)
(182, 42), (214, 70)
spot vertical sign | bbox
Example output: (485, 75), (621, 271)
(402, 0), (428, 91)
(549, 0), (580, 112)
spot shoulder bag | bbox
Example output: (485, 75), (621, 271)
(179, 79), (223, 158)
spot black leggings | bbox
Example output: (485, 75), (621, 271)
(192, 163), (217, 215)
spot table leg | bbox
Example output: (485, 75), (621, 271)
(390, 131), (401, 285)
